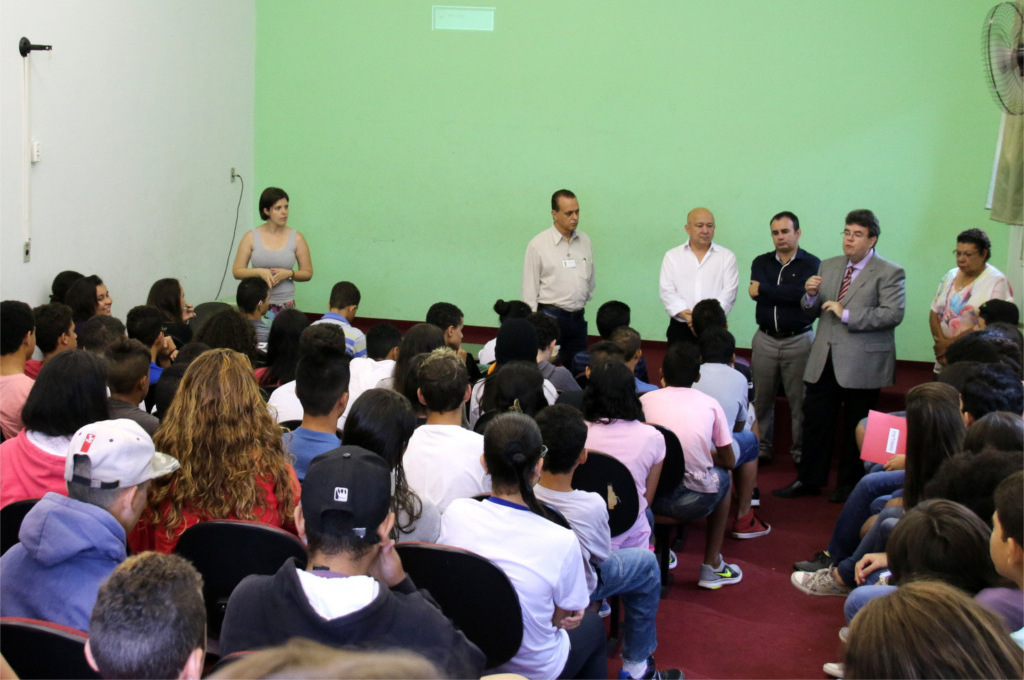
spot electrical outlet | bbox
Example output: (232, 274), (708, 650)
(230, 167), (237, 182)
(23, 240), (31, 263)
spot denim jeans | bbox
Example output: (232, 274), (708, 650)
(826, 470), (905, 564)
(844, 584), (896, 623)
(652, 467), (731, 522)
(592, 548), (661, 664)
(835, 507), (903, 587)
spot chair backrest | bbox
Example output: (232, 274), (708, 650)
(571, 451), (641, 537)
(1, 499), (40, 556)
(647, 423), (685, 499)
(0, 617), (99, 679)
(279, 419), (302, 431)
(395, 542), (522, 669)
(173, 520), (307, 639)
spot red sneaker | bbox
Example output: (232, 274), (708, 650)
(731, 509), (771, 539)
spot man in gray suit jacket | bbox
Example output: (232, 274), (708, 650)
(773, 209), (905, 502)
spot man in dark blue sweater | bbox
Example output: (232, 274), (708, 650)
(748, 211), (820, 466)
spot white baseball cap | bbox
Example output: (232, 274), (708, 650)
(65, 419), (179, 489)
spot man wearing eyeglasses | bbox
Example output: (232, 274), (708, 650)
(773, 209), (905, 504)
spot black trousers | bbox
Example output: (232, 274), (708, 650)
(665, 317), (699, 347)
(539, 305), (588, 371)
(797, 353), (879, 489)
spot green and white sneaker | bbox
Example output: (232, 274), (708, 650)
(697, 557), (742, 589)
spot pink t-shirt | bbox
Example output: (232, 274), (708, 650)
(585, 419), (665, 550)
(0, 374), (35, 440)
(0, 430), (68, 507)
(640, 387), (733, 494)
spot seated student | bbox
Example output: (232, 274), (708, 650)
(979, 298), (1020, 328)
(65, 275), (113, 336)
(79, 314), (127, 355)
(641, 342), (741, 589)
(282, 348), (350, 480)
(478, 299), (532, 365)
(0, 419), (179, 631)
(693, 328), (768, 539)
(469, 318), (558, 427)
(209, 638), (441, 679)
(427, 301), (482, 383)
(440, 413), (607, 679)
(237, 277), (271, 346)
(474, 361), (550, 434)
(256, 308), (309, 388)
(105, 339), (161, 437)
(0, 301), (36, 439)
(378, 322), (445, 391)
(571, 300), (650, 383)
(962, 364), (1024, 426)
(87, 552), (206, 680)
(527, 312), (582, 393)
(25, 303), (76, 379)
(49, 270), (82, 305)
(312, 281), (366, 358)
(844, 580), (1024, 680)
(219, 448), (486, 678)
(403, 348), (490, 512)
(342, 389), (440, 542)
(582, 360), (665, 551)
(146, 278), (197, 350)
(535, 405), (682, 680)
(344, 323), (401, 420)
(126, 305), (176, 389)
(194, 308), (260, 366)
(0, 351), (109, 507)
(691, 298), (753, 398)
(984, 471), (1024, 641)
(269, 323), (350, 425)
(556, 340), (626, 411)
(610, 326), (658, 393)
(135, 349), (300, 553)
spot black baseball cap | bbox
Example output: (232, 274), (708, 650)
(301, 446), (392, 544)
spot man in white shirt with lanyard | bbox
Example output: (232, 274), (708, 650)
(522, 189), (595, 373)
(659, 207), (739, 346)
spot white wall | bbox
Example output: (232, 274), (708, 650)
(0, 0), (254, 315)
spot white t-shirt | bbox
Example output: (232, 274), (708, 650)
(403, 425), (490, 512)
(344, 357), (396, 418)
(533, 485), (611, 593)
(439, 497), (590, 679)
(268, 380), (346, 430)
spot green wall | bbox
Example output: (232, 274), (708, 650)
(255, 1), (1005, 361)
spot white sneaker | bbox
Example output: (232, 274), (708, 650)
(823, 661), (844, 678)
(839, 626), (849, 644)
(791, 568), (851, 597)
(668, 550), (678, 570)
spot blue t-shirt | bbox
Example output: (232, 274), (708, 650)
(283, 427), (341, 480)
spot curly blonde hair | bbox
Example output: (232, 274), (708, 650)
(148, 348), (297, 540)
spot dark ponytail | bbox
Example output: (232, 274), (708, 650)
(483, 412), (546, 517)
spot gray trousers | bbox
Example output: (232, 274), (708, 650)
(750, 328), (814, 459)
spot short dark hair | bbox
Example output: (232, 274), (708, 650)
(691, 299), (727, 337)
(770, 211), (800, 230)
(89, 552), (206, 680)
(366, 323), (402, 360)
(551, 189), (576, 211)
(846, 209), (880, 240)
(609, 326), (641, 361)
(126, 306), (164, 348)
(583, 360), (644, 424)
(50, 270), (82, 305)
(295, 351), (351, 417)
(79, 315), (127, 355)
(258, 186), (289, 220)
(329, 281), (361, 310)
(961, 363), (1024, 420)
(957, 228), (992, 262)
(699, 328), (735, 365)
(236, 277), (270, 314)
(299, 323), (349, 361)
(924, 449), (1024, 528)
(962, 412), (1024, 455)
(0, 300), (34, 355)
(535, 404), (588, 475)
(32, 303), (73, 354)
(480, 361), (547, 417)
(596, 301), (631, 339)
(527, 312), (560, 350)
(417, 348), (468, 413)
(195, 309), (257, 362)
(21, 350), (108, 436)
(979, 300), (1019, 326)
(146, 279), (183, 324)
(662, 342), (701, 387)
(426, 302), (463, 333)
(105, 339), (153, 395)
(587, 340), (625, 367)
(492, 299), (532, 323)
(64, 275), (104, 321)
(995, 470), (1024, 546)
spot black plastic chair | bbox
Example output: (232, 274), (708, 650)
(1, 499), (39, 556)
(0, 617), (99, 679)
(173, 520), (306, 639)
(571, 451), (640, 538)
(647, 424), (688, 591)
(395, 542), (523, 669)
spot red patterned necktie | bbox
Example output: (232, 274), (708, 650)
(837, 265), (853, 303)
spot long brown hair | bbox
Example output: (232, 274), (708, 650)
(903, 382), (965, 509)
(148, 348), (297, 538)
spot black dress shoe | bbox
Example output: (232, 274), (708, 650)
(772, 479), (822, 499)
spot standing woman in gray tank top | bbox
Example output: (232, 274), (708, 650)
(233, 187), (314, 315)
